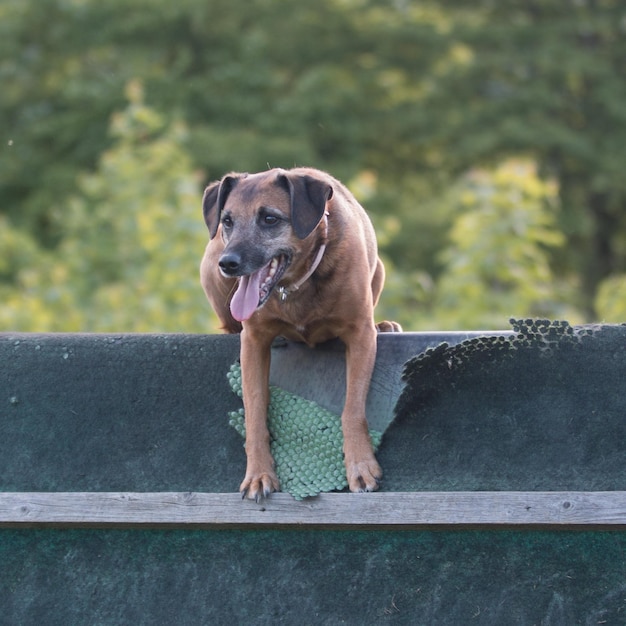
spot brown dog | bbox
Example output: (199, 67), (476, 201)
(200, 167), (400, 501)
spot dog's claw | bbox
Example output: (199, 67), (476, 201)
(239, 471), (280, 502)
(345, 457), (383, 493)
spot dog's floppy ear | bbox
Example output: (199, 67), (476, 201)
(279, 173), (333, 239)
(202, 174), (242, 239)
(202, 181), (221, 238)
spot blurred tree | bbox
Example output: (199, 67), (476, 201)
(0, 0), (372, 243)
(595, 275), (626, 323)
(428, 160), (575, 330)
(0, 83), (217, 332)
(1, 0), (625, 330)
(370, 0), (626, 319)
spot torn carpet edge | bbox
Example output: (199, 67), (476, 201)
(227, 361), (382, 500)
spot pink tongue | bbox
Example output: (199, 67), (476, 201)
(230, 270), (263, 322)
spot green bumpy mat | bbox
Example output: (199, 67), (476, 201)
(227, 362), (382, 500)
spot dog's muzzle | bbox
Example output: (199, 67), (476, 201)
(225, 254), (289, 322)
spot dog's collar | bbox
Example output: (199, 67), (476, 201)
(277, 212), (329, 301)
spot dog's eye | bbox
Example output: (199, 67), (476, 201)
(222, 215), (233, 229)
(263, 215), (279, 226)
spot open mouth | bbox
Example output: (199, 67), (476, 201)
(229, 255), (289, 322)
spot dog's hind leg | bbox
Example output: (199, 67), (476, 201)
(376, 320), (403, 332)
(370, 257), (386, 307)
(371, 259), (403, 333)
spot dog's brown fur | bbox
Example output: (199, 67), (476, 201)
(200, 167), (400, 501)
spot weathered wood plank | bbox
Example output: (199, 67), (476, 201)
(1, 491), (625, 529)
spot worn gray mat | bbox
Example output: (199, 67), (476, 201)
(380, 319), (626, 492)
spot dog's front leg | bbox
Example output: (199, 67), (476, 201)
(239, 327), (280, 501)
(341, 323), (382, 492)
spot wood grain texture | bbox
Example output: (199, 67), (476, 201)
(1, 491), (624, 529)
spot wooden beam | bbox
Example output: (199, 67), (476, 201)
(1, 491), (625, 529)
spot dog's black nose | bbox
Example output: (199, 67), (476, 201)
(219, 252), (242, 276)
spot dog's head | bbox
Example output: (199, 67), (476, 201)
(202, 169), (333, 321)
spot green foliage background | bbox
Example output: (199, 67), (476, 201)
(2, 0), (625, 332)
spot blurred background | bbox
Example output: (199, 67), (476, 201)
(1, 0), (625, 332)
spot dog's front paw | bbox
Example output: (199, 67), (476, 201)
(345, 456), (382, 493)
(240, 471), (280, 502)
